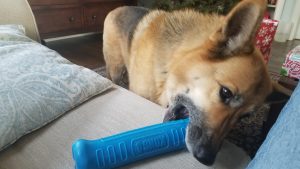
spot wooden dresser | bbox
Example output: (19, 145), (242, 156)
(28, 0), (136, 39)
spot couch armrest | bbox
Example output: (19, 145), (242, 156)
(0, 0), (41, 42)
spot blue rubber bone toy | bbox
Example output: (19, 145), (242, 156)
(72, 118), (189, 169)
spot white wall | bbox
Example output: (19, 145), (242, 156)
(280, 0), (295, 21)
(296, 21), (300, 39)
(279, 0), (300, 40)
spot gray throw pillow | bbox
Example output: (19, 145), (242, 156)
(0, 25), (112, 151)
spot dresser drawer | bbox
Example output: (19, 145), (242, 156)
(28, 0), (136, 38)
(28, 0), (79, 5)
(84, 1), (126, 32)
(33, 7), (83, 34)
(81, 0), (136, 3)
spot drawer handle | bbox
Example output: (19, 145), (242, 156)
(92, 15), (97, 20)
(69, 16), (75, 22)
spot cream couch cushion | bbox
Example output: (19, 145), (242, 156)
(0, 86), (250, 169)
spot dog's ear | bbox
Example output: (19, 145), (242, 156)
(210, 0), (267, 56)
(266, 82), (292, 104)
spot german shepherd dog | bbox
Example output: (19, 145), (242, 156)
(103, 0), (289, 165)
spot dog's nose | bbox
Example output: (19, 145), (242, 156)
(193, 148), (216, 166)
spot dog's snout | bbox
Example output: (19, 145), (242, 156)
(193, 148), (216, 166)
(186, 124), (218, 166)
(188, 125), (202, 140)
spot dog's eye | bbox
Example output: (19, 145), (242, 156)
(219, 86), (233, 103)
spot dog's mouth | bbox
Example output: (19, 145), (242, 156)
(162, 95), (218, 166)
(163, 104), (190, 122)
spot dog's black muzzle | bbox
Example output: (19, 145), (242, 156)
(163, 95), (218, 166)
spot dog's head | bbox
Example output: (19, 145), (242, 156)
(163, 0), (285, 165)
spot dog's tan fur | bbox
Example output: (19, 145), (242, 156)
(103, 0), (281, 164)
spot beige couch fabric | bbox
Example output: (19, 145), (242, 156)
(0, 86), (250, 169)
(0, 0), (40, 42)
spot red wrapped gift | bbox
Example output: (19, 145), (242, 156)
(281, 46), (300, 80)
(255, 19), (279, 64)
